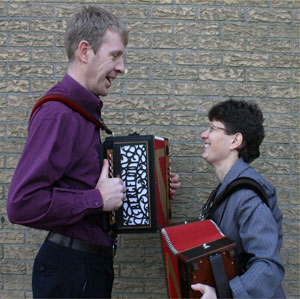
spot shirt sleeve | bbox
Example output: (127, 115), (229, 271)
(229, 192), (285, 298)
(7, 107), (104, 230)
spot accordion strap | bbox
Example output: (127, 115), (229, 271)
(209, 254), (232, 298)
(29, 93), (113, 135)
(201, 177), (269, 220)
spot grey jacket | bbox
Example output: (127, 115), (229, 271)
(210, 159), (285, 298)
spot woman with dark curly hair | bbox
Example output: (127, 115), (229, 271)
(192, 99), (285, 298)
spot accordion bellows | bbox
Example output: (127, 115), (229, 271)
(161, 220), (236, 298)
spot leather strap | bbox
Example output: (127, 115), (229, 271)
(209, 254), (232, 298)
(30, 93), (113, 135)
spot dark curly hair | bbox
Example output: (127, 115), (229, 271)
(208, 99), (265, 163)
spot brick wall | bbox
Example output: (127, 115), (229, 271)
(0, 0), (299, 298)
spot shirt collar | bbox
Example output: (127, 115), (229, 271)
(60, 74), (103, 118)
(217, 158), (250, 195)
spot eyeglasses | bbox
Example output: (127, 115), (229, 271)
(208, 124), (233, 134)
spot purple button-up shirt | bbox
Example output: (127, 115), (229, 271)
(7, 74), (113, 247)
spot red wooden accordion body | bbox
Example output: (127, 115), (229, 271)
(101, 134), (171, 234)
(161, 220), (236, 298)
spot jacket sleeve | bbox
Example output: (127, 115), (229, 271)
(6, 108), (103, 230)
(229, 192), (285, 298)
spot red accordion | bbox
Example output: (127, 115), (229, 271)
(101, 134), (171, 234)
(161, 220), (236, 298)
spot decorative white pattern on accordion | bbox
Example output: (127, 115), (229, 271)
(120, 144), (150, 226)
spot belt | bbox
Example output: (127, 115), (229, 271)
(46, 232), (116, 258)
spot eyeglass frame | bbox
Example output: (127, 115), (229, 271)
(207, 123), (234, 134)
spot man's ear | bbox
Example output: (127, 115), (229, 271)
(76, 40), (91, 64)
(230, 132), (243, 150)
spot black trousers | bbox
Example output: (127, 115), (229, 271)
(32, 240), (114, 298)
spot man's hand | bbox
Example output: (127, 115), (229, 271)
(169, 159), (181, 199)
(96, 159), (126, 211)
(191, 283), (217, 299)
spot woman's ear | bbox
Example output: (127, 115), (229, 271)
(230, 132), (243, 150)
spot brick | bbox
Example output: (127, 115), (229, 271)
(125, 111), (171, 126)
(247, 38), (292, 52)
(152, 66), (198, 80)
(223, 23), (268, 37)
(145, 279), (167, 294)
(0, 50), (30, 63)
(247, 69), (290, 83)
(175, 22), (220, 35)
(128, 0), (172, 3)
(27, 230), (47, 245)
(252, 160), (291, 175)
(0, 261), (27, 275)
(0, 20), (29, 32)
(120, 263), (164, 278)
(200, 37), (244, 51)
(7, 94), (38, 109)
(149, 127), (196, 142)
(174, 83), (219, 96)
(151, 6), (196, 19)
(0, 231), (25, 244)
(154, 96), (199, 111)
(270, 54), (300, 68)
(0, 292), (25, 299)
(270, 25), (300, 38)
(4, 245), (38, 260)
(0, 80), (29, 93)
(268, 145), (299, 159)
(272, 0), (300, 8)
(0, 109), (28, 122)
(122, 233), (161, 248)
(170, 159), (195, 173)
(8, 64), (53, 78)
(257, 100), (291, 114)
(224, 53), (268, 67)
(199, 8), (244, 21)
(128, 21), (172, 34)
(8, 4), (53, 17)
(127, 50), (172, 64)
(0, 33), (6, 46)
(100, 5), (148, 19)
(264, 129), (290, 144)
(176, 0), (222, 4)
(248, 9), (292, 23)
(3, 275), (31, 291)
(200, 67), (244, 81)
(103, 96), (150, 110)
(31, 80), (57, 93)
(268, 115), (298, 128)
(32, 50), (67, 63)
(222, 83), (267, 97)
(173, 112), (206, 126)
(126, 81), (172, 95)
(10, 34), (54, 47)
(0, 170), (13, 184)
(269, 85), (299, 99)
(152, 35), (198, 49)
(112, 279), (144, 293)
(224, 0), (269, 6)
(127, 35), (149, 49)
(176, 52), (221, 66)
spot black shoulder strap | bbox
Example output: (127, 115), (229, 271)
(29, 93), (113, 135)
(214, 177), (269, 210)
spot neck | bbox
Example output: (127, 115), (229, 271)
(214, 156), (239, 183)
(67, 64), (87, 90)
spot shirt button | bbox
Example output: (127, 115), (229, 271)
(95, 201), (99, 206)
